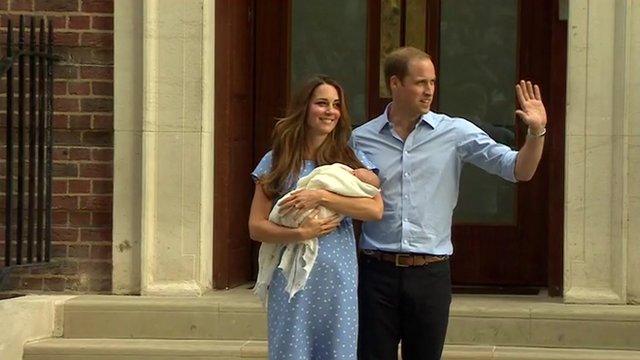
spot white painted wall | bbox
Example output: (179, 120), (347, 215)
(0, 296), (74, 360)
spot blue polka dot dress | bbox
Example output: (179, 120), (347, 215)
(251, 150), (377, 360)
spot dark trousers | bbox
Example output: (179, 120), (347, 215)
(357, 254), (452, 360)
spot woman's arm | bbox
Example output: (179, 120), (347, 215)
(279, 189), (383, 222)
(320, 191), (383, 221)
(279, 168), (383, 221)
(248, 183), (342, 243)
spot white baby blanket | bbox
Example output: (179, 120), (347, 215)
(254, 163), (379, 304)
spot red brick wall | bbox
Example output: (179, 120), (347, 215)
(0, 0), (113, 293)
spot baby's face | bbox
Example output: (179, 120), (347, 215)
(352, 168), (368, 181)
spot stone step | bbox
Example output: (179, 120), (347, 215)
(23, 339), (265, 360)
(61, 290), (266, 341)
(23, 339), (640, 360)
(61, 289), (640, 351)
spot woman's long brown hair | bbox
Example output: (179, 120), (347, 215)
(259, 75), (365, 199)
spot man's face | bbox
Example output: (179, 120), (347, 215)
(391, 58), (436, 116)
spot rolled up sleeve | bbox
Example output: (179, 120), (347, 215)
(456, 122), (518, 183)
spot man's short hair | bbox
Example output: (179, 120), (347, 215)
(384, 47), (432, 93)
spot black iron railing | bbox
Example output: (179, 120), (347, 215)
(1, 15), (55, 269)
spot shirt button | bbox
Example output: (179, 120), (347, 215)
(404, 172), (409, 177)
(404, 150), (409, 154)
(404, 195), (409, 199)
(404, 218), (409, 222)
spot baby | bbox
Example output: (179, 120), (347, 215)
(254, 163), (380, 303)
(352, 167), (380, 188)
(275, 164), (380, 224)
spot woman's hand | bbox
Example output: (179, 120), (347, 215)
(279, 189), (328, 216)
(298, 209), (342, 239)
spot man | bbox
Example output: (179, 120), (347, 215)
(351, 47), (547, 360)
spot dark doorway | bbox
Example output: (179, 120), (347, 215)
(366, 0), (566, 295)
(213, 0), (290, 288)
(213, 0), (565, 294)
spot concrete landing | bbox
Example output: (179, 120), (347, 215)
(19, 288), (640, 359)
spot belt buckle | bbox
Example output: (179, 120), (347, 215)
(395, 254), (411, 267)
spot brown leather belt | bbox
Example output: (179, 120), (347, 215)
(360, 249), (448, 267)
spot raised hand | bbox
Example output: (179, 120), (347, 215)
(515, 80), (547, 134)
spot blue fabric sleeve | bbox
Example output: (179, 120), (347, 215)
(251, 151), (273, 182)
(354, 149), (379, 173)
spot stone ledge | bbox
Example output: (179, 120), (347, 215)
(60, 290), (640, 351)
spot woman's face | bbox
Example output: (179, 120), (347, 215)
(306, 84), (341, 137)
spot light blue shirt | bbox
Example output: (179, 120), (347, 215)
(351, 107), (518, 255)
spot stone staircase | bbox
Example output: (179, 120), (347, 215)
(22, 288), (640, 359)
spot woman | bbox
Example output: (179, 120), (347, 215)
(248, 75), (383, 359)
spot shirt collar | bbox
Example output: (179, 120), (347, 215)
(375, 103), (441, 133)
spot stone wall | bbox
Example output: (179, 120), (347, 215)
(0, 0), (113, 293)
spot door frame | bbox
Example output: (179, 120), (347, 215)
(365, 0), (565, 295)
(213, 0), (255, 289)
(213, 0), (290, 289)
(213, 0), (565, 294)
(516, 0), (566, 296)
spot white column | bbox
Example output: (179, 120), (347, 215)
(113, 0), (214, 296)
(112, 0), (143, 294)
(625, 0), (640, 304)
(564, 0), (639, 304)
(139, 0), (214, 296)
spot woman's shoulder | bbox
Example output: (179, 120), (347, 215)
(261, 150), (274, 160)
(257, 150), (274, 165)
(350, 147), (377, 171)
(252, 150), (274, 178)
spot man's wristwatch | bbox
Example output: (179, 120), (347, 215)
(527, 127), (547, 138)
